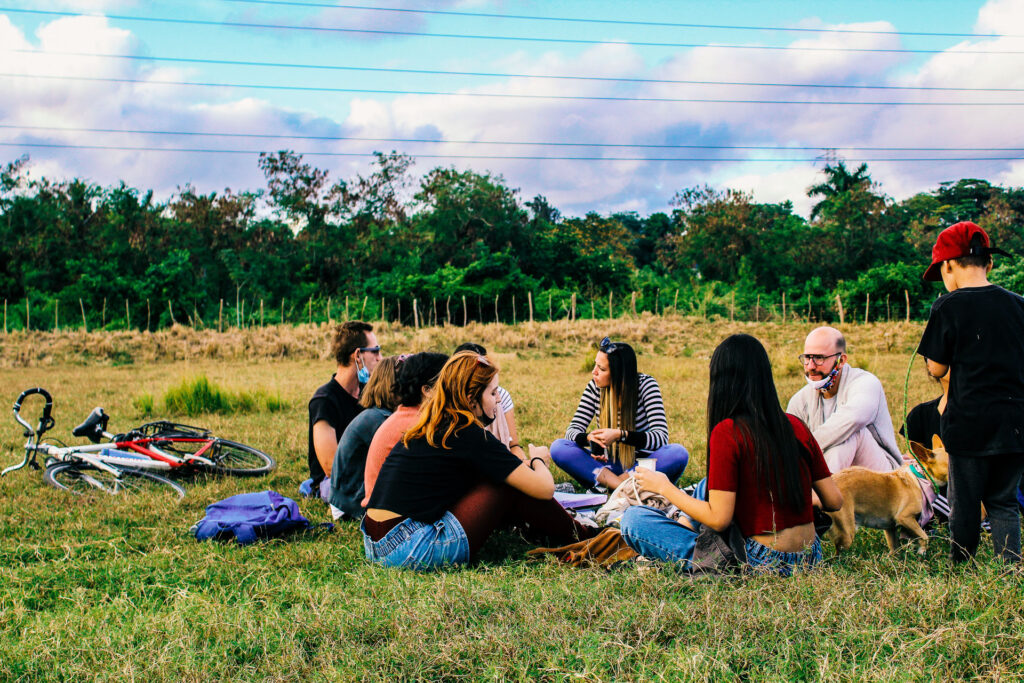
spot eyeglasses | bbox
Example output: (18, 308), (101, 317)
(797, 352), (841, 366)
(599, 336), (622, 353)
(358, 345), (381, 354)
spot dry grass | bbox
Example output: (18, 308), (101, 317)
(1, 318), (1021, 681)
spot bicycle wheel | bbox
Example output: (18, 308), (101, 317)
(43, 463), (186, 500)
(200, 439), (276, 477)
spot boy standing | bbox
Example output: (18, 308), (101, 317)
(918, 221), (1024, 564)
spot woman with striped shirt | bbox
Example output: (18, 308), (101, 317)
(551, 337), (689, 490)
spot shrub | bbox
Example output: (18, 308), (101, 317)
(161, 375), (289, 416)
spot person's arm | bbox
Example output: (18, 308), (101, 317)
(813, 476), (843, 512)
(809, 372), (883, 451)
(565, 382), (599, 448)
(926, 359), (949, 379)
(504, 445), (555, 499)
(312, 420), (338, 476)
(633, 468), (737, 532)
(504, 407), (526, 461)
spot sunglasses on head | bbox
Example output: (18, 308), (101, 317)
(475, 354), (492, 367)
(599, 336), (622, 354)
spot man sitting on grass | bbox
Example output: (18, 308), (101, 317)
(304, 321), (381, 502)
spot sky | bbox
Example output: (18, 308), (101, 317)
(2, 0), (1024, 218)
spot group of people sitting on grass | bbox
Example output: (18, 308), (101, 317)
(303, 222), (1024, 575)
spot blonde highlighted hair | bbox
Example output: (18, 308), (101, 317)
(358, 355), (400, 411)
(403, 351), (499, 449)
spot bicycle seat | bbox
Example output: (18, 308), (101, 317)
(72, 408), (109, 443)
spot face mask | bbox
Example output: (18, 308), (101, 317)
(356, 357), (370, 384)
(806, 360), (841, 391)
(478, 407), (496, 427)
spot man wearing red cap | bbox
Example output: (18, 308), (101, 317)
(918, 221), (1024, 564)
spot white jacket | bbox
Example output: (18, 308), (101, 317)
(786, 365), (903, 469)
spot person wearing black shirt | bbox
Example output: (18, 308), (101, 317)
(363, 351), (594, 570)
(918, 221), (1024, 564)
(900, 367), (950, 523)
(306, 321), (381, 501)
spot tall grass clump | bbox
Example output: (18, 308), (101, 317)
(161, 375), (288, 416)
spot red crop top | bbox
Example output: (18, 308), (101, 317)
(706, 414), (832, 537)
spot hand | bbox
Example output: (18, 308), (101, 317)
(527, 444), (551, 466)
(633, 467), (671, 497)
(588, 428), (621, 449)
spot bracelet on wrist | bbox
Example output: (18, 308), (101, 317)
(529, 457), (546, 470)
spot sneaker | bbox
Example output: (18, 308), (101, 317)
(298, 478), (314, 498)
(587, 483), (608, 495)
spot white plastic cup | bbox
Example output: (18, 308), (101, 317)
(636, 457), (656, 471)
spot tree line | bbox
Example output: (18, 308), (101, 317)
(1, 151), (1022, 331)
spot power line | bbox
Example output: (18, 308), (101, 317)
(5, 73), (1023, 105)
(4, 124), (1023, 152)
(221, 0), (1017, 39)
(3, 141), (1021, 162)
(3, 7), (1024, 55)
(6, 48), (1024, 93)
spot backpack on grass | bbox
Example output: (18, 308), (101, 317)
(191, 490), (317, 545)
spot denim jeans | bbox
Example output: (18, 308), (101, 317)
(550, 440), (689, 488)
(361, 511), (471, 570)
(619, 505), (699, 565)
(745, 536), (822, 577)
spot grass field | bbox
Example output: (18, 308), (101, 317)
(2, 319), (1023, 681)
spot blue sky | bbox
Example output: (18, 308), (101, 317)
(2, 0), (1023, 217)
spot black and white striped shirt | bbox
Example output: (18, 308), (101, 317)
(564, 374), (669, 452)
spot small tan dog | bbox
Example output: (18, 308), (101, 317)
(826, 435), (948, 555)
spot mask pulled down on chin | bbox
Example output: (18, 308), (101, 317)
(806, 362), (841, 392)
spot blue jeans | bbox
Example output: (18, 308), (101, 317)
(550, 439), (689, 488)
(620, 505), (699, 565)
(745, 537), (822, 577)
(360, 511), (471, 570)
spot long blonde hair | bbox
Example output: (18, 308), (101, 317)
(597, 340), (639, 469)
(358, 355), (400, 411)
(403, 351), (498, 449)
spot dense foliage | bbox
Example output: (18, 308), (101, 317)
(2, 153), (1022, 330)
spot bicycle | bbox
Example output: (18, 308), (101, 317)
(3, 388), (276, 499)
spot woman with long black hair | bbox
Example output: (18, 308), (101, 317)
(551, 337), (689, 490)
(621, 334), (843, 575)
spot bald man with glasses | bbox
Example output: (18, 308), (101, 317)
(786, 326), (902, 473)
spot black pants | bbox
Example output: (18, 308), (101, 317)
(947, 452), (1024, 564)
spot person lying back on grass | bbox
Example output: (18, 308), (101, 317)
(362, 351), (595, 570)
(621, 334), (843, 576)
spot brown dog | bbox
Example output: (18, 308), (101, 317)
(826, 436), (949, 555)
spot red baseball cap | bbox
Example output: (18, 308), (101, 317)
(922, 221), (1007, 281)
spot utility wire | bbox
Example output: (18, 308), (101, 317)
(4, 73), (1023, 105)
(5, 48), (1024, 93)
(3, 124), (1023, 152)
(221, 0), (1018, 39)
(3, 7), (1024, 55)
(2, 142), (1021, 162)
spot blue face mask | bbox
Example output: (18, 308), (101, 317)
(357, 359), (370, 384)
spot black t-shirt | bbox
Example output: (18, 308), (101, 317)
(307, 375), (363, 485)
(918, 285), (1024, 457)
(366, 422), (523, 523)
(900, 396), (942, 448)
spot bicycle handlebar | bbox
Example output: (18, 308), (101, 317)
(13, 387), (55, 437)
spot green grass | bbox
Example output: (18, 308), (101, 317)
(162, 374), (288, 416)
(1, 320), (1023, 681)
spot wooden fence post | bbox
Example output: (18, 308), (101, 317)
(864, 293), (870, 324)
(462, 295), (467, 326)
(432, 298), (437, 326)
(125, 299), (130, 330)
(308, 297), (312, 324)
(570, 293), (577, 321)
(835, 294), (844, 325)
(806, 293), (811, 322)
(281, 298), (285, 325)
(327, 297), (332, 324)
(54, 299), (59, 331)
(80, 298), (87, 332)
(261, 299), (265, 327)
(756, 294), (760, 322)
(168, 300), (176, 325)
(673, 289), (679, 315)
(886, 293), (891, 322)
(146, 298), (151, 331)
(655, 288), (660, 316)
(630, 291), (637, 316)
(548, 294), (553, 321)
(608, 291), (613, 319)
(512, 295), (516, 325)
(494, 294), (499, 323)
(590, 300), (595, 319)
(380, 297), (385, 322)
(905, 289), (910, 323)
(446, 296), (452, 325)
(413, 299), (420, 328)
(219, 299), (224, 332)
(781, 292), (786, 321)
(528, 291), (534, 323)
(25, 298), (29, 331)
